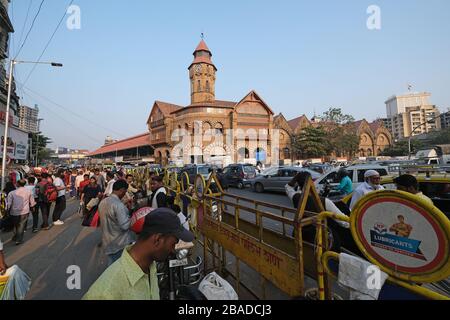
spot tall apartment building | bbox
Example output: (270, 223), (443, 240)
(385, 92), (441, 140)
(18, 105), (40, 133)
(441, 109), (450, 129)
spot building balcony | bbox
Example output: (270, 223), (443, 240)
(150, 119), (165, 129)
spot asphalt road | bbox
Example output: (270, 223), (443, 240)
(1, 198), (106, 300)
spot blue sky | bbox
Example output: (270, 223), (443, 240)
(8, 0), (450, 150)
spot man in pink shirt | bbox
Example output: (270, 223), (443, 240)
(7, 179), (36, 245)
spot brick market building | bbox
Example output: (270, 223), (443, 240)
(147, 40), (276, 166)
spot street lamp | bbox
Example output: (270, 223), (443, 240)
(408, 111), (450, 159)
(1, 59), (62, 190)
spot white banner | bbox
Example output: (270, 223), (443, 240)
(0, 123), (29, 160)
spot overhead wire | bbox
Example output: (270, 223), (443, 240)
(21, 90), (104, 145)
(16, 0), (34, 54)
(20, 84), (129, 139)
(20, 0), (75, 89)
(14, 0), (45, 59)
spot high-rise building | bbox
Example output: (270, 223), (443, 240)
(385, 92), (441, 140)
(18, 105), (40, 133)
(441, 109), (450, 129)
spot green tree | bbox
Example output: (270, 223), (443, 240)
(322, 107), (355, 125)
(381, 140), (424, 157)
(292, 126), (331, 159)
(329, 126), (360, 158)
(29, 132), (52, 165)
(429, 128), (450, 145)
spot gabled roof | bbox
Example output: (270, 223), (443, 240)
(89, 133), (151, 156)
(155, 101), (183, 116)
(235, 90), (274, 115)
(369, 120), (383, 133)
(288, 115), (310, 130)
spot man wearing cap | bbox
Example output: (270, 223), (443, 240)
(350, 170), (384, 211)
(83, 208), (194, 300)
(98, 179), (136, 266)
(394, 174), (434, 206)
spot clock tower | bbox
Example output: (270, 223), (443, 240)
(188, 40), (217, 104)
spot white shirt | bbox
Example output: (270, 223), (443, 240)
(75, 175), (84, 189)
(350, 182), (384, 210)
(285, 184), (349, 228)
(151, 187), (167, 208)
(104, 179), (116, 196)
(53, 177), (66, 197)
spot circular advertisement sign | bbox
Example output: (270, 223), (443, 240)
(195, 174), (206, 200)
(351, 190), (450, 283)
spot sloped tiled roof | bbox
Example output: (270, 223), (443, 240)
(155, 101), (183, 116)
(288, 115), (309, 130)
(194, 40), (211, 54)
(89, 133), (151, 156)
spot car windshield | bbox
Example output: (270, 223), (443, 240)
(243, 166), (255, 173)
(198, 167), (210, 175)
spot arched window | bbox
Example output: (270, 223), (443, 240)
(283, 148), (290, 159)
(197, 80), (201, 92)
(206, 80), (210, 93)
(215, 123), (224, 135)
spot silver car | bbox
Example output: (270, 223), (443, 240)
(251, 166), (321, 193)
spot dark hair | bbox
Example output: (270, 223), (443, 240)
(394, 175), (418, 190)
(152, 176), (163, 183)
(126, 174), (133, 179)
(17, 179), (27, 187)
(292, 193), (302, 209)
(41, 173), (49, 179)
(90, 176), (97, 181)
(4, 182), (16, 194)
(117, 171), (124, 177)
(289, 171), (312, 189)
(27, 176), (36, 184)
(84, 174), (90, 178)
(107, 172), (115, 179)
(113, 179), (128, 191)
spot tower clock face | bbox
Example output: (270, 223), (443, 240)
(194, 64), (202, 73)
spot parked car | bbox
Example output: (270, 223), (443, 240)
(251, 166), (321, 193)
(309, 163), (333, 175)
(178, 164), (212, 184)
(221, 164), (257, 189)
(314, 164), (389, 193)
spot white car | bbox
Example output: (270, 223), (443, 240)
(314, 164), (389, 193)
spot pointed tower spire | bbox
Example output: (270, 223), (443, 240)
(189, 39), (217, 104)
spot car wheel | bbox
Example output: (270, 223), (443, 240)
(237, 182), (244, 189)
(254, 183), (264, 193)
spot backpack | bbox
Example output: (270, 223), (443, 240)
(44, 183), (58, 203)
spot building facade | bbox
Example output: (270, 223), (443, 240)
(277, 115), (392, 160)
(441, 109), (450, 129)
(385, 92), (441, 140)
(18, 105), (40, 133)
(0, 0), (19, 117)
(147, 40), (275, 167)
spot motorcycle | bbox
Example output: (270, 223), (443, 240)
(157, 240), (205, 300)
